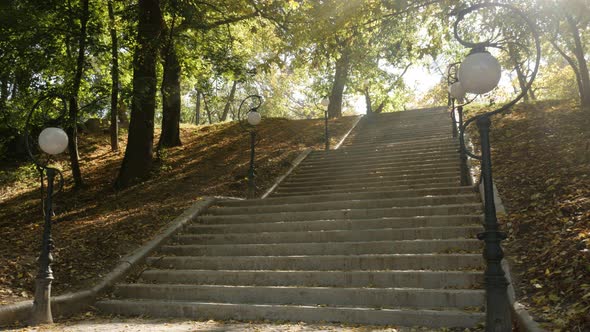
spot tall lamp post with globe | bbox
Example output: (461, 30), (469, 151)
(24, 94), (70, 325)
(452, 3), (540, 331)
(320, 96), (330, 151)
(238, 95), (263, 199)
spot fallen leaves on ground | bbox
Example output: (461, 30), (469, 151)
(0, 116), (358, 306)
(465, 100), (590, 331)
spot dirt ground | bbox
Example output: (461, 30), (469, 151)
(0, 116), (358, 307)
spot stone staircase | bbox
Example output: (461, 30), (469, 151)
(97, 107), (486, 328)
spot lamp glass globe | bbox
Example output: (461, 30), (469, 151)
(38, 127), (69, 155)
(247, 111), (262, 126)
(449, 81), (466, 100)
(320, 97), (330, 107)
(458, 51), (501, 94)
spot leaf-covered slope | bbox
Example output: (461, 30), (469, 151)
(0, 116), (358, 306)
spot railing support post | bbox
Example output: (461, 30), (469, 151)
(248, 131), (256, 199)
(458, 106), (470, 186)
(30, 168), (55, 325)
(451, 100), (458, 138)
(324, 109), (330, 151)
(476, 116), (511, 332)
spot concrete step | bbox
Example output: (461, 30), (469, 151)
(161, 239), (481, 256)
(112, 284), (485, 309)
(287, 165), (461, 184)
(209, 194), (477, 215)
(96, 299), (484, 328)
(302, 149), (458, 166)
(340, 137), (456, 150)
(347, 133), (453, 145)
(139, 269), (484, 289)
(188, 215), (483, 234)
(218, 187), (475, 207)
(198, 203), (482, 224)
(177, 226), (482, 245)
(275, 175), (461, 192)
(294, 156), (459, 174)
(272, 182), (465, 197)
(309, 142), (459, 158)
(348, 134), (453, 146)
(146, 254), (484, 271)
(281, 171), (461, 187)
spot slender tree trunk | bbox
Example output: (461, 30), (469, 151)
(158, 43), (182, 147)
(327, 47), (350, 118)
(108, 0), (119, 151)
(195, 91), (201, 125)
(567, 15), (590, 107)
(364, 89), (372, 115)
(220, 81), (237, 121)
(550, 39), (584, 100)
(67, 0), (89, 189)
(115, 0), (161, 189)
(204, 96), (213, 124)
(158, 15), (182, 148)
(508, 44), (529, 102)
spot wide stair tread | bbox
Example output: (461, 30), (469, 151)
(97, 108), (486, 328)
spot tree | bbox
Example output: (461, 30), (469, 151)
(107, 0), (119, 151)
(115, 0), (162, 188)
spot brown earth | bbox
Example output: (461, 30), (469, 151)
(0, 116), (358, 306)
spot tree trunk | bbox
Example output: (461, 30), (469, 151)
(115, 0), (161, 189)
(158, 17), (182, 148)
(195, 91), (201, 125)
(364, 89), (372, 115)
(204, 96), (213, 124)
(67, 0), (89, 189)
(550, 39), (584, 100)
(567, 15), (590, 107)
(108, 0), (119, 151)
(327, 47), (351, 118)
(220, 81), (237, 121)
(508, 44), (529, 102)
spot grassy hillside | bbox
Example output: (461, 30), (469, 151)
(0, 116), (358, 306)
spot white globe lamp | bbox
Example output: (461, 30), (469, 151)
(247, 111), (261, 126)
(458, 50), (501, 94)
(449, 81), (466, 102)
(320, 97), (330, 107)
(38, 127), (69, 155)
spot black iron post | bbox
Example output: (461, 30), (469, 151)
(248, 131), (256, 199)
(452, 3), (541, 331)
(238, 94), (263, 199)
(476, 116), (511, 331)
(24, 94), (68, 325)
(457, 106), (470, 186)
(30, 168), (56, 325)
(451, 99), (458, 138)
(324, 109), (330, 151)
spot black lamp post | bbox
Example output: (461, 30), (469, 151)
(448, 63), (471, 186)
(24, 94), (69, 325)
(320, 96), (330, 151)
(238, 95), (263, 199)
(452, 3), (541, 331)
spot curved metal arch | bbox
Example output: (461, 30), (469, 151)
(454, 2), (541, 159)
(237, 94), (263, 133)
(24, 94), (69, 197)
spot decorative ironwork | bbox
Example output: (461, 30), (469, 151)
(237, 95), (263, 199)
(452, 3), (541, 331)
(24, 94), (69, 325)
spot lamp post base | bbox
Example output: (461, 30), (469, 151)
(30, 277), (53, 325)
